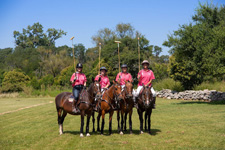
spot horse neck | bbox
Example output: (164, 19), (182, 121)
(88, 83), (94, 96)
(104, 85), (115, 100)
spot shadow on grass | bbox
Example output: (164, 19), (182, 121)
(175, 100), (225, 105)
(63, 128), (161, 136)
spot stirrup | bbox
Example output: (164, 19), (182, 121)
(72, 107), (80, 113)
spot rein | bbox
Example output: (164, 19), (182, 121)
(101, 85), (122, 110)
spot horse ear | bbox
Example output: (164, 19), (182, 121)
(98, 77), (101, 82)
(113, 80), (116, 84)
(92, 77), (94, 82)
(131, 79), (133, 83)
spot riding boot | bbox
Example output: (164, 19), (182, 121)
(134, 97), (138, 109)
(93, 102), (98, 112)
(152, 97), (156, 109)
(72, 100), (80, 113)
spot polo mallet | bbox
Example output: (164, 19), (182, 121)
(70, 36), (76, 73)
(99, 43), (101, 74)
(115, 41), (121, 72)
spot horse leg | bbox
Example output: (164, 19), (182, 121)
(148, 110), (152, 135)
(120, 110), (124, 135)
(58, 109), (67, 135)
(138, 110), (144, 134)
(92, 112), (95, 132)
(124, 112), (127, 131)
(144, 111), (147, 131)
(117, 110), (120, 132)
(80, 110), (85, 137)
(97, 112), (101, 132)
(101, 110), (105, 135)
(86, 113), (91, 136)
(109, 110), (114, 135)
(129, 110), (133, 134)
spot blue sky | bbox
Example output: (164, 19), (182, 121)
(0, 0), (224, 55)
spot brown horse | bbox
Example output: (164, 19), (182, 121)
(98, 81), (123, 135)
(117, 80), (134, 134)
(55, 80), (101, 137)
(137, 84), (154, 134)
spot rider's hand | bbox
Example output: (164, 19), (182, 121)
(137, 74), (140, 79)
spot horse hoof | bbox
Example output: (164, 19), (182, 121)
(149, 132), (152, 135)
(140, 131), (144, 134)
(130, 131), (133, 134)
(120, 131), (123, 135)
(86, 133), (90, 137)
(92, 129), (95, 133)
(59, 132), (63, 135)
(80, 133), (84, 137)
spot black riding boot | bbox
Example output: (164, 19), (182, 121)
(152, 97), (156, 109)
(134, 97), (138, 109)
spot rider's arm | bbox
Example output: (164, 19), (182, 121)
(146, 80), (152, 86)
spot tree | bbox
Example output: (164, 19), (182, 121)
(116, 23), (134, 39)
(153, 46), (162, 57)
(1, 69), (30, 92)
(92, 28), (116, 46)
(163, 3), (225, 89)
(74, 44), (86, 64)
(13, 22), (66, 48)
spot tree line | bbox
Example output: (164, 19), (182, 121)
(0, 3), (224, 92)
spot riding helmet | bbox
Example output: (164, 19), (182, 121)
(141, 60), (149, 65)
(121, 64), (128, 68)
(76, 63), (83, 68)
(100, 66), (107, 72)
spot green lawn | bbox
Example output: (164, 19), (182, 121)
(0, 97), (225, 150)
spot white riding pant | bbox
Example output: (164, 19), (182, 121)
(133, 86), (156, 97)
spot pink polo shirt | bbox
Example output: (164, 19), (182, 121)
(116, 72), (132, 85)
(138, 69), (155, 87)
(70, 72), (87, 87)
(95, 75), (110, 89)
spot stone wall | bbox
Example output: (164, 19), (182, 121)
(156, 89), (225, 102)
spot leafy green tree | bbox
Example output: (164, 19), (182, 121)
(163, 3), (225, 89)
(13, 22), (66, 48)
(1, 69), (30, 92)
(74, 44), (86, 63)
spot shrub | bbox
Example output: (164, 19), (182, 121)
(1, 70), (30, 92)
(154, 78), (184, 92)
(194, 81), (225, 92)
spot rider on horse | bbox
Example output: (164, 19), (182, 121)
(70, 63), (87, 113)
(115, 64), (133, 91)
(94, 67), (110, 93)
(134, 60), (156, 109)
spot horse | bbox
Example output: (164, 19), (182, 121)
(97, 81), (123, 135)
(137, 84), (154, 134)
(117, 80), (134, 135)
(55, 79), (101, 137)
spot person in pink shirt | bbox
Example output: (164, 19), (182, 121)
(94, 67), (110, 92)
(70, 63), (87, 113)
(116, 64), (133, 90)
(134, 60), (156, 109)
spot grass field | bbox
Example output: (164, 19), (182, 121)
(0, 97), (225, 150)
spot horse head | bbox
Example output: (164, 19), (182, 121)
(113, 80), (123, 101)
(124, 80), (133, 99)
(141, 84), (153, 108)
(92, 77), (101, 100)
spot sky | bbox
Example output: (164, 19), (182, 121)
(0, 0), (224, 56)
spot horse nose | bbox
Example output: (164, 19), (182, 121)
(145, 100), (150, 107)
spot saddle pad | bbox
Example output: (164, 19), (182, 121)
(68, 98), (74, 102)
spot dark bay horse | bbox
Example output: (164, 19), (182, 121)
(55, 80), (101, 137)
(137, 85), (154, 134)
(117, 80), (134, 134)
(98, 81), (123, 135)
